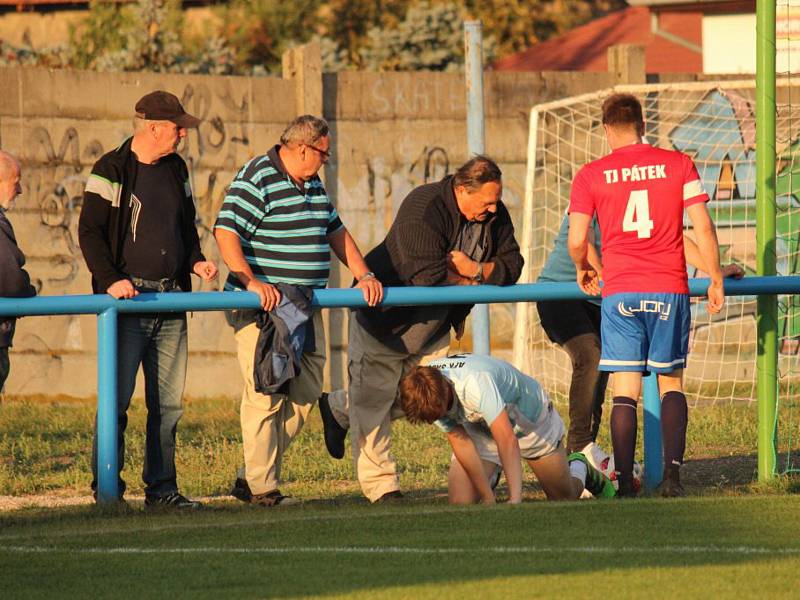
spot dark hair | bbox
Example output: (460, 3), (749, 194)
(399, 366), (453, 425)
(453, 155), (502, 192)
(601, 93), (644, 136)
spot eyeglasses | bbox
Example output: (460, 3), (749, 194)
(305, 143), (331, 161)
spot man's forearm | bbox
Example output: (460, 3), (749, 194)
(497, 437), (522, 503)
(214, 228), (255, 286)
(329, 228), (371, 279)
(696, 231), (723, 283)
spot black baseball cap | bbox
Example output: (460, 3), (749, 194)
(134, 90), (200, 128)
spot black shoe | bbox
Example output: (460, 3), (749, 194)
(318, 392), (347, 459)
(657, 467), (686, 498)
(616, 478), (639, 499)
(375, 490), (404, 503)
(250, 489), (299, 507)
(145, 491), (202, 509)
(230, 477), (252, 503)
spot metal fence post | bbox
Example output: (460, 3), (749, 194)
(642, 372), (662, 489)
(96, 307), (119, 502)
(464, 19), (490, 355)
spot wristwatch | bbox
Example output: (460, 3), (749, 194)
(358, 271), (376, 282)
(472, 262), (484, 284)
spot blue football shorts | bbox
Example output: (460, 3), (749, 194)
(599, 292), (690, 373)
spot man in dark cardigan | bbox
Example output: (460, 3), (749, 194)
(322, 155), (523, 502)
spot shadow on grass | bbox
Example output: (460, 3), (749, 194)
(1, 495), (799, 598)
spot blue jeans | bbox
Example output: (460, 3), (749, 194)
(91, 312), (188, 497)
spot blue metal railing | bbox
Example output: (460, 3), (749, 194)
(1, 275), (798, 501)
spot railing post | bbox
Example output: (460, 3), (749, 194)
(464, 19), (490, 355)
(642, 372), (662, 489)
(96, 307), (119, 502)
(756, 0), (778, 482)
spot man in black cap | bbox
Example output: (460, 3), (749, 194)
(79, 90), (218, 508)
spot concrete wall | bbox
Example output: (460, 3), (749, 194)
(0, 61), (648, 399)
(1, 67), (295, 398)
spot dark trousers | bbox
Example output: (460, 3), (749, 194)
(537, 300), (608, 453)
(91, 312), (188, 497)
(0, 347), (9, 391)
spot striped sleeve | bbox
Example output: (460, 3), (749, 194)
(214, 159), (270, 239)
(326, 202), (344, 235)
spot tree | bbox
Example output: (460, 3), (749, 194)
(464, 0), (628, 57)
(216, 0), (322, 74)
(69, 0), (130, 70)
(319, 0), (412, 69)
(360, 2), (490, 72)
(319, 0), (625, 71)
(69, 0), (236, 75)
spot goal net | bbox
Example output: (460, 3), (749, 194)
(512, 79), (800, 445)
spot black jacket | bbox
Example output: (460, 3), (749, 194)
(78, 137), (205, 294)
(0, 210), (36, 347)
(356, 175), (523, 352)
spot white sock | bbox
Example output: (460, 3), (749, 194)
(569, 460), (588, 485)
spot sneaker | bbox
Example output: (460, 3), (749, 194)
(568, 452), (616, 499)
(375, 490), (404, 503)
(250, 489), (298, 507)
(318, 392), (347, 459)
(230, 477), (252, 503)
(579, 441), (610, 471)
(657, 466), (686, 498)
(144, 491), (202, 509)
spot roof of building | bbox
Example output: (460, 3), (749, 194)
(0, 0), (212, 8)
(492, 6), (704, 73)
(628, 0), (751, 8)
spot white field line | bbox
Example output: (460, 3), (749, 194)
(1, 545), (799, 556)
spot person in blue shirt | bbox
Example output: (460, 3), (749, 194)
(398, 354), (615, 504)
(537, 214), (607, 465)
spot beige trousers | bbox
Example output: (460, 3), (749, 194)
(235, 311), (325, 495)
(328, 318), (449, 502)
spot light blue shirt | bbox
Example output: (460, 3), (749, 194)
(429, 354), (548, 438)
(538, 213), (602, 305)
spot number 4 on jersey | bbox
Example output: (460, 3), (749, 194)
(622, 190), (654, 238)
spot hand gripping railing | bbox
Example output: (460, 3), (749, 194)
(1, 275), (798, 501)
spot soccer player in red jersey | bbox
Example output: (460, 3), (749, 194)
(567, 93), (725, 497)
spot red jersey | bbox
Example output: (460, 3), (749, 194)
(569, 143), (708, 296)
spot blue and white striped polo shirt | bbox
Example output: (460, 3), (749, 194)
(214, 145), (344, 290)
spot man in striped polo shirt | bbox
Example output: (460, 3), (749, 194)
(214, 115), (382, 506)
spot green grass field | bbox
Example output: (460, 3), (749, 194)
(1, 497), (799, 598)
(1, 396), (799, 598)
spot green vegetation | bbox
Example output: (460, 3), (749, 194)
(1, 394), (798, 498)
(0, 0), (627, 74)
